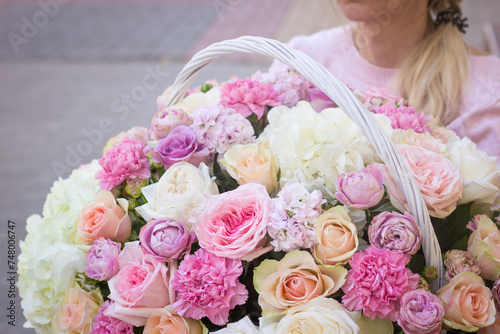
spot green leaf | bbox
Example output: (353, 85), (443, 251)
(213, 154), (239, 193)
(431, 202), (473, 253)
(407, 253), (426, 274)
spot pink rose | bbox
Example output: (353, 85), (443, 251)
(144, 306), (205, 334)
(105, 241), (171, 327)
(437, 272), (496, 332)
(382, 145), (464, 218)
(192, 183), (272, 261)
(78, 191), (131, 244)
(468, 215), (500, 280)
(57, 287), (101, 334)
(335, 164), (384, 209)
(85, 237), (121, 281)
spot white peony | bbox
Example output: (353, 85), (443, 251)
(446, 137), (500, 211)
(260, 297), (360, 334)
(259, 101), (392, 197)
(211, 316), (260, 334)
(136, 162), (218, 225)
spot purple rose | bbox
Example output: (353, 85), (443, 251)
(335, 164), (384, 209)
(85, 237), (121, 281)
(307, 87), (337, 113)
(368, 211), (422, 257)
(398, 289), (444, 334)
(151, 125), (210, 167)
(139, 218), (195, 261)
(151, 108), (192, 140)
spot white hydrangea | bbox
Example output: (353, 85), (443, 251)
(260, 101), (392, 197)
(18, 160), (101, 333)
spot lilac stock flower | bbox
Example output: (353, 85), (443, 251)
(443, 249), (481, 281)
(139, 218), (195, 261)
(151, 125), (210, 167)
(335, 164), (384, 209)
(397, 289), (445, 334)
(85, 237), (121, 281)
(368, 211), (423, 257)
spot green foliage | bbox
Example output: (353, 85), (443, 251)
(431, 203), (473, 253)
(213, 154), (239, 193)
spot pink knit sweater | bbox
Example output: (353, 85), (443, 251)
(271, 25), (500, 159)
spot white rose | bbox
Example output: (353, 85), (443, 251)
(447, 137), (500, 210)
(260, 102), (391, 197)
(211, 316), (260, 334)
(260, 297), (360, 334)
(172, 87), (221, 116)
(136, 162), (218, 225)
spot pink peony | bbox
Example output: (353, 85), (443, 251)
(90, 301), (134, 334)
(192, 183), (272, 261)
(335, 164), (384, 210)
(96, 138), (151, 191)
(397, 289), (444, 334)
(342, 245), (419, 321)
(220, 78), (282, 119)
(171, 248), (248, 326)
(105, 241), (170, 327)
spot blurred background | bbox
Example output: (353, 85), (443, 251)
(1, 0), (499, 332)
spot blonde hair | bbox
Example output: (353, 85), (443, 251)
(393, 0), (470, 124)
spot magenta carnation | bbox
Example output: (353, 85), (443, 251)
(171, 248), (248, 326)
(90, 301), (134, 334)
(220, 78), (282, 119)
(370, 102), (430, 134)
(342, 245), (419, 321)
(96, 138), (151, 190)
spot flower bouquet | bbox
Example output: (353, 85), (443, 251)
(18, 37), (500, 334)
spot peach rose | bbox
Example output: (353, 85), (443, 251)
(313, 206), (358, 265)
(144, 306), (206, 334)
(78, 190), (131, 244)
(436, 272), (496, 332)
(254, 250), (347, 316)
(221, 140), (278, 194)
(57, 287), (102, 334)
(478, 311), (500, 334)
(385, 145), (464, 219)
(468, 215), (500, 281)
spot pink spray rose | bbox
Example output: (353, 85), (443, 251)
(335, 164), (384, 209)
(78, 190), (131, 244)
(437, 272), (496, 332)
(171, 248), (248, 326)
(151, 125), (210, 167)
(105, 241), (171, 327)
(342, 245), (419, 321)
(192, 183), (272, 261)
(85, 237), (121, 281)
(220, 78), (282, 119)
(90, 301), (134, 334)
(151, 108), (192, 140)
(368, 211), (422, 257)
(57, 287), (101, 334)
(96, 138), (151, 191)
(139, 218), (195, 261)
(397, 289), (444, 334)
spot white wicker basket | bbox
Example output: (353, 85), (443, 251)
(165, 36), (445, 290)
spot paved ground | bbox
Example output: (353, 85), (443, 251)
(0, 0), (499, 333)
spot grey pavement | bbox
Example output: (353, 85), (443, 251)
(1, 0), (500, 333)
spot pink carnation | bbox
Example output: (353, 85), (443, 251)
(96, 138), (151, 190)
(370, 103), (430, 134)
(220, 78), (282, 119)
(90, 301), (134, 334)
(171, 248), (248, 326)
(342, 245), (419, 321)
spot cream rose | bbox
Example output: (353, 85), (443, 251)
(221, 140), (278, 193)
(56, 287), (102, 334)
(254, 250), (347, 316)
(77, 190), (131, 244)
(211, 316), (259, 334)
(136, 162), (218, 226)
(144, 306), (206, 334)
(437, 272), (496, 332)
(313, 206), (358, 265)
(260, 297), (360, 334)
(468, 215), (500, 281)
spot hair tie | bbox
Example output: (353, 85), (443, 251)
(434, 6), (468, 34)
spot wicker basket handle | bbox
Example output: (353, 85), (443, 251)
(165, 36), (445, 290)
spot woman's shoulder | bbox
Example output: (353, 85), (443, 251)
(466, 53), (500, 108)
